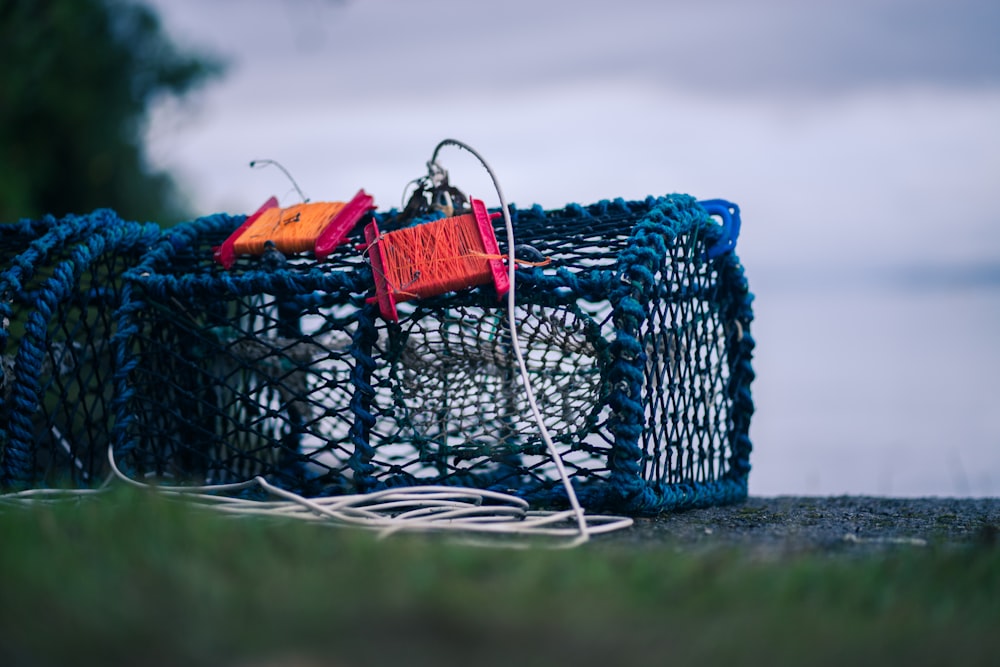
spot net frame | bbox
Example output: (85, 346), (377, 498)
(111, 194), (754, 515)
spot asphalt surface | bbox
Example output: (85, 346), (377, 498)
(609, 496), (1000, 557)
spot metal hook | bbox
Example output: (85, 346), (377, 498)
(398, 156), (469, 221)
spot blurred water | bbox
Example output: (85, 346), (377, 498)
(748, 267), (1000, 497)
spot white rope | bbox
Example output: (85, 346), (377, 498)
(95, 444), (632, 548)
(430, 138), (595, 542)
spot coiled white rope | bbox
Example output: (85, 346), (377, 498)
(100, 446), (631, 547)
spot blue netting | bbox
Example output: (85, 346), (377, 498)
(2, 196), (754, 515)
(1, 211), (160, 487)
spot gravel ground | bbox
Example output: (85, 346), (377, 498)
(607, 496), (1000, 557)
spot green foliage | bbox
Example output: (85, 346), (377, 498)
(0, 0), (222, 224)
(0, 489), (998, 666)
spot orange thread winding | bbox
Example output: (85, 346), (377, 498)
(378, 214), (494, 300)
(234, 202), (347, 256)
(365, 199), (511, 321)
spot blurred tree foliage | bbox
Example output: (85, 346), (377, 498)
(0, 0), (223, 224)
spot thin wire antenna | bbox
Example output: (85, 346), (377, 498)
(249, 159), (311, 203)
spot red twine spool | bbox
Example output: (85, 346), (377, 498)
(365, 199), (510, 321)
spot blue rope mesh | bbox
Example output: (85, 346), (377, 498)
(1, 211), (160, 487)
(4, 195), (754, 515)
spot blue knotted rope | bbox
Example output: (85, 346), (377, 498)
(1, 210), (158, 486)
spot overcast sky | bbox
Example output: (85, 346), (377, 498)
(143, 0), (1000, 495)
(154, 0), (1000, 95)
(145, 0), (1000, 271)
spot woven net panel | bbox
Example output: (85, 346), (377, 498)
(505, 200), (649, 271)
(1, 221), (71, 484)
(364, 296), (612, 494)
(637, 226), (739, 489)
(1, 217), (155, 488)
(120, 217), (369, 494)
(29, 250), (127, 485)
(502, 196), (753, 511)
(1, 220), (81, 354)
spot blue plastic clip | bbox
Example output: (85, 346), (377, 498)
(700, 199), (741, 259)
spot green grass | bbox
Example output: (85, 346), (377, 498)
(1, 489), (997, 667)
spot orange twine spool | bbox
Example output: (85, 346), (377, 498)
(235, 201), (347, 256)
(215, 190), (374, 268)
(365, 199), (510, 321)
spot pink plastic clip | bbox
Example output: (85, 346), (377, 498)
(471, 198), (510, 299)
(214, 196), (279, 269)
(364, 218), (399, 322)
(314, 189), (376, 260)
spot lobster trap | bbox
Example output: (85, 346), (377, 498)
(113, 194), (754, 514)
(0, 211), (160, 488)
